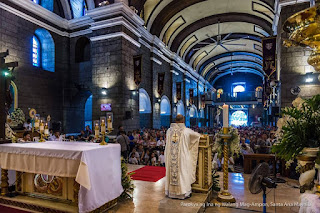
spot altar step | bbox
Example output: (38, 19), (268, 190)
(0, 195), (77, 213)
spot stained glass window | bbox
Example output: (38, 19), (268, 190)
(230, 111), (247, 126)
(233, 85), (245, 97)
(32, 36), (40, 67)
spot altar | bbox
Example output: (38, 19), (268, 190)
(0, 141), (123, 213)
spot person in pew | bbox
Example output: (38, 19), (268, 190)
(23, 119), (32, 131)
(116, 131), (130, 160)
(78, 130), (88, 141)
(18, 132), (31, 142)
(129, 153), (139, 164)
(49, 130), (63, 141)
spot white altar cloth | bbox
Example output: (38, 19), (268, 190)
(299, 193), (320, 213)
(0, 141), (123, 213)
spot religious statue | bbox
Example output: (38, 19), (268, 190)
(164, 115), (201, 199)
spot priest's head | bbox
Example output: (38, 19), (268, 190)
(175, 114), (185, 123)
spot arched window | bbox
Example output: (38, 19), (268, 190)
(33, 28), (55, 72)
(177, 100), (184, 116)
(189, 105), (198, 118)
(230, 110), (247, 126)
(9, 81), (18, 113)
(233, 84), (245, 97)
(160, 96), (171, 115)
(139, 88), (151, 113)
(75, 37), (91, 62)
(84, 94), (92, 129)
(234, 85), (245, 93)
(71, 0), (87, 18)
(32, 36), (40, 67)
(31, 0), (54, 11)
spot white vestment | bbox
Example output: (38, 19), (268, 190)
(165, 123), (201, 199)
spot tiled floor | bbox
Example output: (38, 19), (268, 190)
(112, 165), (301, 213)
(207, 172), (301, 213)
(110, 165), (209, 213)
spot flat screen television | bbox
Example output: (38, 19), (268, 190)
(101, 104), (112, 111)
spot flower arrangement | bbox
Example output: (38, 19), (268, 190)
(213, 127), (240, 159)
(8, 108), (25, 127)
(272, 95), (320, 161)
(120, 157), (134, 199)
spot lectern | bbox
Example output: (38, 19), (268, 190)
(192, 135), (213, 193)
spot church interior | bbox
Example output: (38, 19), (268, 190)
(0, 0), (320, 212)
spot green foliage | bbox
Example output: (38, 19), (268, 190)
(272, 95), (320, 161)
(211, 170), (220, 192)
(120, 157), (135, 199)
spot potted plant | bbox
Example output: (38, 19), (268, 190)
(272, 95), (320, 192)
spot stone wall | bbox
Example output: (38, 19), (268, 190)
(279, 2), (320, 107)
(0, 2), (214, 134)
(0, 8), (68, 126)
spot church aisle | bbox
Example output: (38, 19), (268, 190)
(111, 165), (209, 213)
(207, 172), (301, 213)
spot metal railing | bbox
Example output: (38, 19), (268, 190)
(213, 91), (262, 103)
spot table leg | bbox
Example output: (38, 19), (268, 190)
(1, 169), (8, 196)
(73, 180), (80, 204)
(244, 158), (249, 174)
(16, 171), (22, 192)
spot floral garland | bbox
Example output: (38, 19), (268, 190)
(8, 108), (25, 127)
(213, 127), (240, 159)
(120, 157), (134, 199)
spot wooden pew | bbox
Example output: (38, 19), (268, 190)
(243, 154), (276, 174)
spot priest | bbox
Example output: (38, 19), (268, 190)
(165, 114), (201, 199)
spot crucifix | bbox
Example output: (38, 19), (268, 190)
(0, 50), (18, 144)
(172, 132), (179, 143)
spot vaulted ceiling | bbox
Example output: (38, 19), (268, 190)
(53, 0), (275, 84)
(140, 0), (275, 84)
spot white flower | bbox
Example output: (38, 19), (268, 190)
(292, 97), (304, 109)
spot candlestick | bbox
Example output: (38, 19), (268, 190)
(223, 104), (229, 127)
(95, 123), (100, 138)
(107, 116), (112, 130)
(34, 118), (40, 129)
(39, 121), (44, 133)
(44, 123), (49, 135)
(101, 120), (106, 133)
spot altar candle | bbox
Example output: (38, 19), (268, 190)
(44, 123), (49, 135)
(95, 123), (99, 137)
(101, 120), (106, 133)
(223, 104), (229, 127)
(39, 121), (44, 133)
(34, 118), (40, 128)
(107, 116), (113, 129)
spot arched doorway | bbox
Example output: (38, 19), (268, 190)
(176, 100), (184, 116)
(160, 96), (171, 127)
(84, 95), (92, 129)
(139, 88), (152, 128)
(187, 105), (198, 127)
(9, 81), (18, 113)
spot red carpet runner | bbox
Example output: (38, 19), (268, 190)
(129, 166), (166, 182)
(0, 205), (30, 213)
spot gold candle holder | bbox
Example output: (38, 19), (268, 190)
(100, 128), (113, 146)
(39, 121), (46, 142)
(217, 127), (236, 203)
